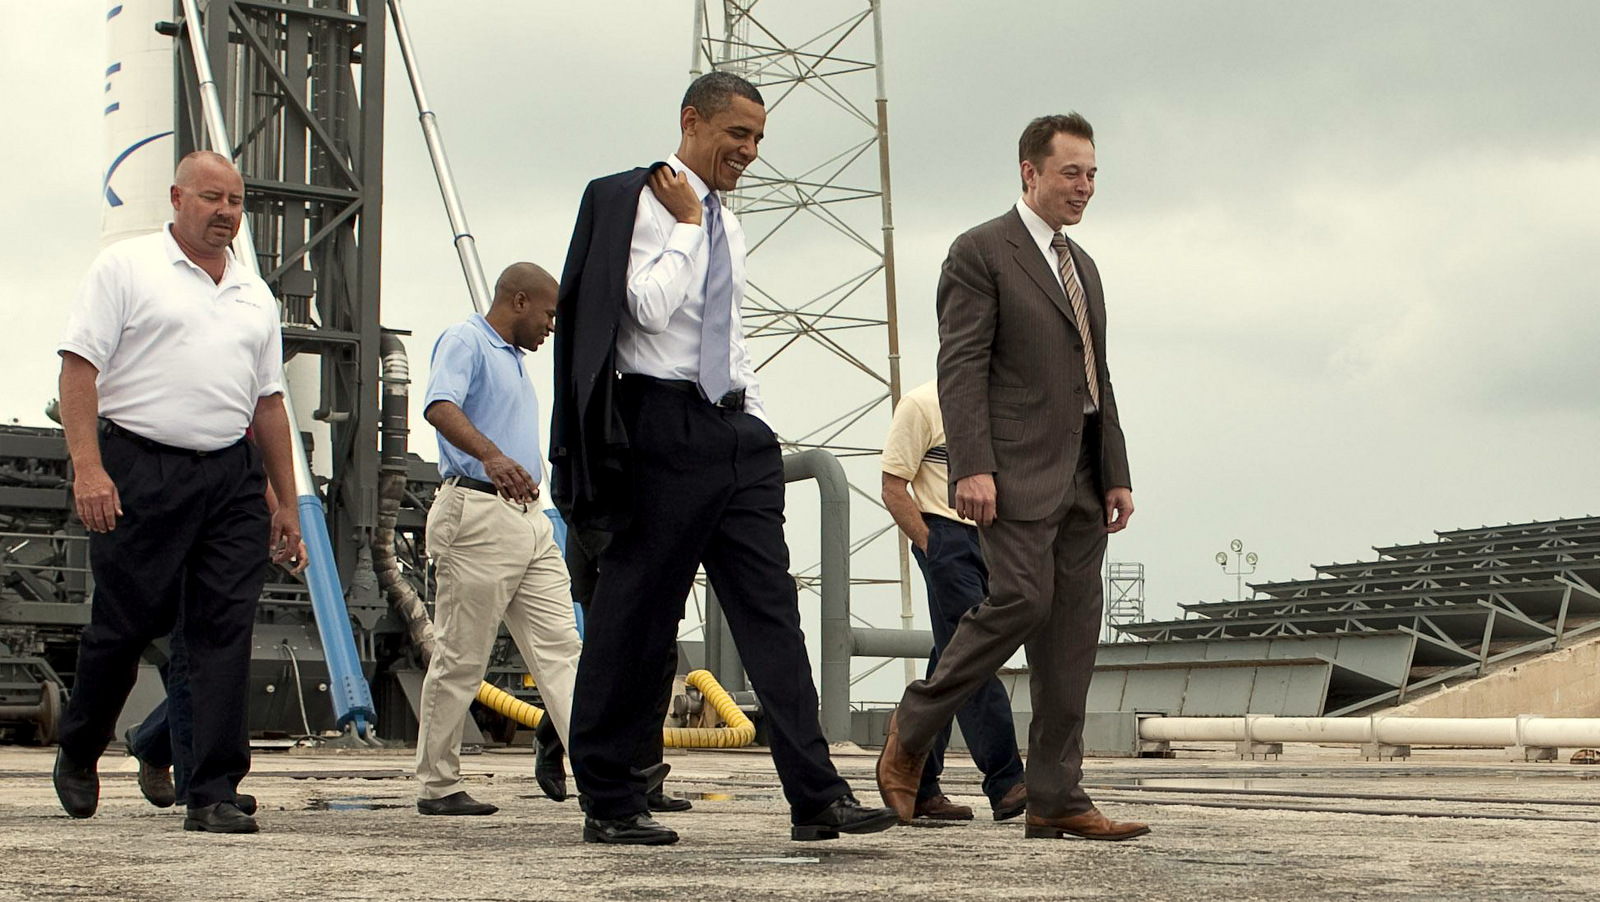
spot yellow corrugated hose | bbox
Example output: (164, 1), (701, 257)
(666, 669), (757, 749)
(473, 669), (755, 749)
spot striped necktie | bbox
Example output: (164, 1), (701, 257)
(1050, 232), (1101, 411)
(700, 192), (733, 403)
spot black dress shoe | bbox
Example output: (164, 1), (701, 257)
(416, 791), (498, 816)
(791, 793), (900, 842)
(53, 749), (99, 819)
(533, 719), (568, 802)
(583, 812), (679, 845)
(184, 801), (259, 834)
(123, 728), (176, 809)
(647, 790), (693, 812)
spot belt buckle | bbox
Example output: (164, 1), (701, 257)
(716, 389), (745, 412)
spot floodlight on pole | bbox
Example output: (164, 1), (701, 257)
(1216, 540), (1259, 601)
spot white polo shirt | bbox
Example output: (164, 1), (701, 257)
(59, 223), (284, 451)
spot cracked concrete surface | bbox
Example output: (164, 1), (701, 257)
(3, 743), (1598, 901)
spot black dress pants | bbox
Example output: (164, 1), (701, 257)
(570, 378), (848, 822)
(562, 524), (674, 778)
(58, 425), (269, 808)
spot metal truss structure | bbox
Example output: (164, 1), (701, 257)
(689, 1), (914, 685)
(175, 0), (386, 595)
(1103, 562), (1145, 643)
(1097, 516), (1600, 717)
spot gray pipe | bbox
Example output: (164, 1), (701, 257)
(852, 627), (933, 660)
(782, 449), (852, 741)
(378, 331), (410, 475)
(371, 332), (435, 661)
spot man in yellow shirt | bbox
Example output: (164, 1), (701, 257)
(880, 380), (1025, 821)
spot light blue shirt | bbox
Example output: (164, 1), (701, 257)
(425, 313), (542, 484)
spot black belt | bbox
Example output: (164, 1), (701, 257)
(620, 374), (746, 412)
(100, 419), (229, 457)
(448, 475), (540, 501)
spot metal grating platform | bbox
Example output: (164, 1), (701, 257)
(1094, 515), (1600, 716)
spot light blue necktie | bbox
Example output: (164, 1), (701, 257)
(700, 192), (733, 403)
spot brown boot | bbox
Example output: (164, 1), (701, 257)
(1025, 807), (1150, 842)
(914, 794), (974, 821)
(875, 711), (927, 824)
(991, 782), (1026, 821)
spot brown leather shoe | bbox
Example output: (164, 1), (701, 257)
(914, 794), (973, 820)
(1024, 807), (1150, 842)
(875, 711), (927, 824)
(992, 782), (1027, 821)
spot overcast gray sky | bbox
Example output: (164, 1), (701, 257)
(4, 2), (1598, 702)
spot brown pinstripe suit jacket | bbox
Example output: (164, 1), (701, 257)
(936, 207), (1131, 522)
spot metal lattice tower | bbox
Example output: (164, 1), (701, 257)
(1104, 562), (1146, 642)
(174, 0), (386, 603)
(691, 1), (915, 687)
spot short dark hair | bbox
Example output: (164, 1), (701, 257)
(1018, 113), (1094, 190)
(681, 71), (764, 117)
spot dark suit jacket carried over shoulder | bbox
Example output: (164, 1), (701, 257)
(935, 207), (1132, 522)
(550, 162), (670, 532)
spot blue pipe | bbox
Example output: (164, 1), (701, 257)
(543, 506), (584, 636)
(299, 494), (377, 736)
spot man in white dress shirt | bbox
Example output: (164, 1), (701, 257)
(554, 72), (897, 846)
(52, 151), (301, 834)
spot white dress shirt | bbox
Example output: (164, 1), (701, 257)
(1016, 198), (1098, 415)
(58, 223), (284, 451)
(618, 155), (767, 423)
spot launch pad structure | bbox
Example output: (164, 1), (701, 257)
(1, 0), (928, 746)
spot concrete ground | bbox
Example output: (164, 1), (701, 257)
(3, 741), (1599, 901)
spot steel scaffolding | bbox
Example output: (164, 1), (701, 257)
(174, 0), (385, 600)
(689, 0), (914, 687)
(1104, 562), (1146, 642)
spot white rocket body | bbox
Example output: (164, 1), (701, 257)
(101, 0), (331, 479)
(101, 0), (177, 248)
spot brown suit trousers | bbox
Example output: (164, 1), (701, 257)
(896, 207), (1129, 818)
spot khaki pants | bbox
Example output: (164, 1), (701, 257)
(414, 483), (581, 800)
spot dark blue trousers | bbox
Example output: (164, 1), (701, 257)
(57, 426), (268, 808)
(128, 622), (196, 803)
(913, 515), (1024, 807)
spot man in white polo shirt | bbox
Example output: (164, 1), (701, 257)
(53, 151), (301, 834)
(412, 262), (582, 817)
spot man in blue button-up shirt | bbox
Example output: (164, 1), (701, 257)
(412, 262), (582, 817)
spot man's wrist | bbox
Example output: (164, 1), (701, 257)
(71, 454), (106, 476)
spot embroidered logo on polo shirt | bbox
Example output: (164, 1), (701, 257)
(234, 296), (262, 309)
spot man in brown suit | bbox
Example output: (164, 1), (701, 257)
(877, 113), (1149, 841)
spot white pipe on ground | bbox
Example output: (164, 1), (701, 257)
(1138, 716), (1600, 748)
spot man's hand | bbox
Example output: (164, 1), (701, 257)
(1105, 487), (1135, 534)
(268, 504), (302, 568)
(74, 463), (122, 533)
(288, 539), (309, 575)
(650, 168), (703, 226)
(484, 453), (539, 504)
(955, 474), (998, 527)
